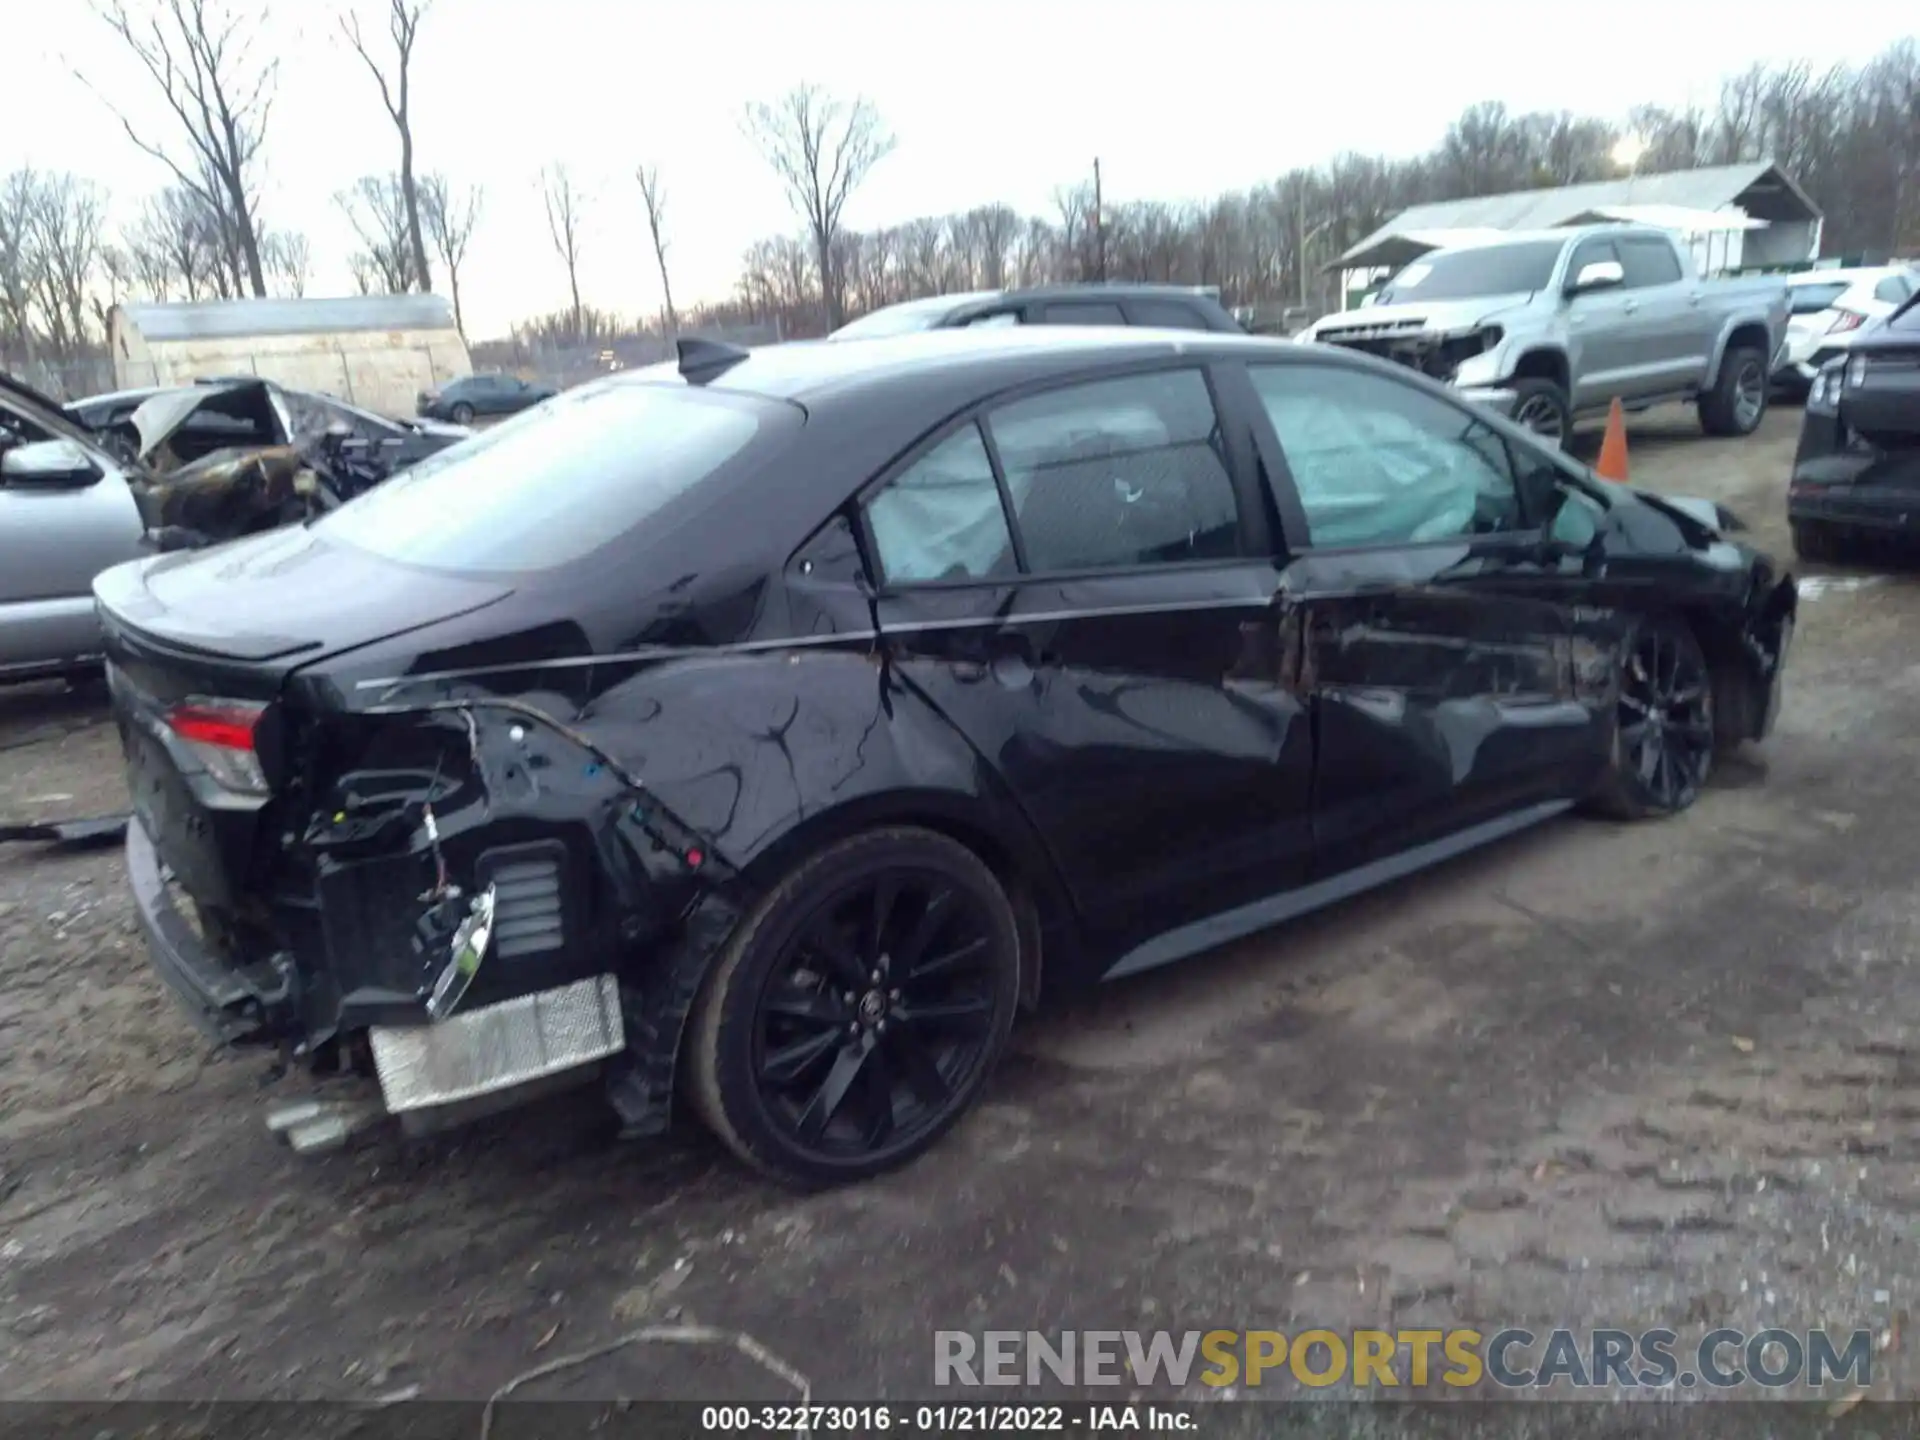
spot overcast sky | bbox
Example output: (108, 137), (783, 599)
(15, 0), (1918, 340)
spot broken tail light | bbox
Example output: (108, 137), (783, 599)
(167, 699), (269, 795)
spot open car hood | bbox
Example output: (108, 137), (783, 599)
(130, 380), (284, 469)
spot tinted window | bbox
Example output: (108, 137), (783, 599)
(1037, 302), (1128, 326)
(1892, 295), (1920, 333)
(1789, 282), (1849, 315)
(961, 311), (1022, 329)
(317, 381), (773, 573)
(987, 370), (1240, 572)
(1377, 241), (1567, 304)
(1127, 299), (1212, 330)
(1250, 364), (1523, 548)
(1874, 275), (1912, 305)
(1618, 238), (1683, 288)
(866, 423), (1016, 584)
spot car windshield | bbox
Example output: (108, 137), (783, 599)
(315, 380), (781, 573)
(1377, 241), (1567, 304)
(1789, 282), (1849, 315)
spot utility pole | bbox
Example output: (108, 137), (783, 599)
(1295, 188), (1310, 310)
(1092, 157), (1107, 283)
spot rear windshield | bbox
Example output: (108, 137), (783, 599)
(1377, 241), (1567, 304)
(1789, 282), (1849, 315)
(315, 380), (778, 573)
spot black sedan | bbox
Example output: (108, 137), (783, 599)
(417, 372), (558, 424)
(94, 328), (1796, 1187)
(1789, 293), (1920, 563)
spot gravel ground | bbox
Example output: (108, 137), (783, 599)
(4, 402), (1920, 1412)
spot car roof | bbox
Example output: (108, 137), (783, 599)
(627, 327), (1291, 406)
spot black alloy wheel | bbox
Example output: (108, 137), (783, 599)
(1590, 615), (1715, 819)
(687, 828), (1020, 1187)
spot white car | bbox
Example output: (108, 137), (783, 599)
(1775, 265), (1917, 393)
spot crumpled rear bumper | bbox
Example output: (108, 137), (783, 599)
(127, 816), (287, 1045)
(130, 812), (629, 1124)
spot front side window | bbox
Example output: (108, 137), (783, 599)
(865, 423), (1016, 583)
(986, 369), (1241, 572)
(1566, 238), (1621, 289)
(1250, 364), (1524, 548)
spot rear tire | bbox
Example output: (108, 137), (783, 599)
(1699, 346), (1768, 437)
(450, 402), (474, 424)
(686, 827), (1021, 1189)
(1588, 613), (1715, 820)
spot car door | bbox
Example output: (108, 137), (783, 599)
(1242, 357), (1604, 879)
(0, 405), (146, 673)
(859, 362), (1316, 968)
(1616, 235), (1698, 392)
(1563, 236), (1642, 408)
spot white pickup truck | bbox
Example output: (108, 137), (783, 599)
(1304, 225), (1792, 445)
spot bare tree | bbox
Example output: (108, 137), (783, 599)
(743, 84), (895, 329)
(125, 186), (229, 301)
(29, 173), (106, 355)
(541, 165), (586, 339)
(338, 174), (416, 293)
(635, 163), (677, 338)
(263, 231), (310, 296)
(89, 0), (276, 296)
(420, 173), (481, 336)
(0, 171), (44, 363)
(340, 0), (433, 292)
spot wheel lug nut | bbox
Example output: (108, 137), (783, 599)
(877, 1019), (887, 1034)
(870, 970), (882, 984)
(889, 989), (901, 1001)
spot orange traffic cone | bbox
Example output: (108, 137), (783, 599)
(1594, 397), (1629, 483)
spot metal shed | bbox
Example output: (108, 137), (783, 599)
(106, 295), (472, 419)
(1334, 161), (1824, 295)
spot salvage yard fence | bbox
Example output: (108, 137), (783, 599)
(12, 319), (787, 412)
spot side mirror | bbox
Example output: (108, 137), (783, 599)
(0, 437), (103, 489)
(1567, 260), (1625, 296)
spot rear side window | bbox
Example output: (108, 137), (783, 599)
(317, 381), (774, 572)
(1037, 302), (1127, 326)
(1127, 299), (1213, 330)
(1790, 283), (1849, 315)
(866, 423), (1016, 583)
(986, 370), (1240, 572)
(1874, 275), (1913, 305)
(1618, 238), (1683, 288)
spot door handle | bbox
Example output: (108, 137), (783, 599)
(1622, 300), (1638, 314)
(1687, 293), (1703, 307)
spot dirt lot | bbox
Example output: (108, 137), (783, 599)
(5, 403), (1920, 1407)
